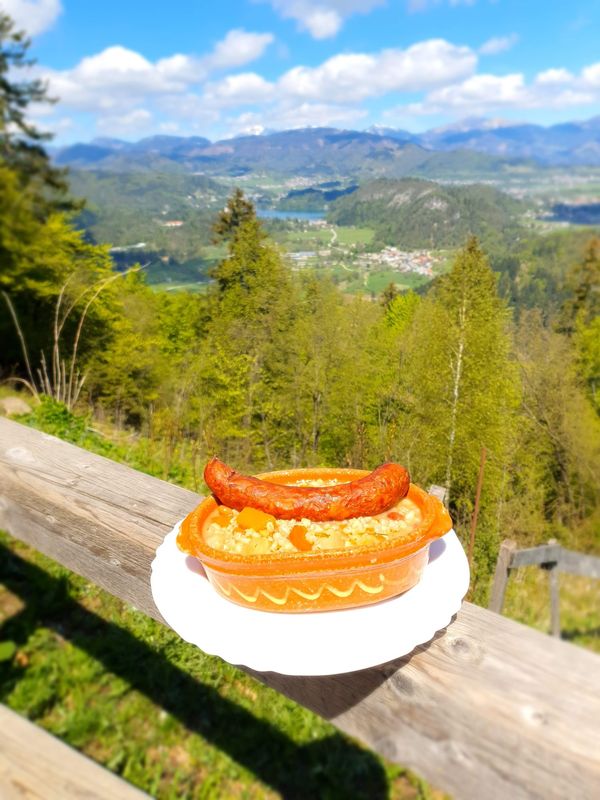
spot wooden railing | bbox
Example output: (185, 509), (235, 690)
(1, 418), (599, 800)
(490, 539), (600, 636)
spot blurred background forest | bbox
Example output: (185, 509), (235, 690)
(1, 11), (599, 799)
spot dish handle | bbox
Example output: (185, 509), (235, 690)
(428, 497), (453, 541)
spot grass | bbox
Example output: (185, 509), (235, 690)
(336, 269), (431, 296)
(335, 227), (374, 246)
(271, 225), (375, 253)
(280, 228), (332, 249)
(0, 399), (440, 800)
(503, 567), (600, 654)
(364, 272), (430, 295)
(0, 533), (436, 799)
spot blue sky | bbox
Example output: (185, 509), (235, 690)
(5, 0), (600, 143)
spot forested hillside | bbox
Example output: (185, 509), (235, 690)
(69, 170), (226, 250)
(327, 177), (525, 248)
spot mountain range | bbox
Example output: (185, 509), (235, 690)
(56, 128), (519, 179)
(368, 116), (600, 166)
(53, 116), (600, 177)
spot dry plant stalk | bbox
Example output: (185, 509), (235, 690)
(2, 264), (145, 410)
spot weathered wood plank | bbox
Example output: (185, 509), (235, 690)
(0, 704), (151, 800)
(488, 539), (516, 613)
(0, 419), (199, 623)
(1, 418), (600, 800)
(560, 548), (600, 579)
(510, 544), (562, 568)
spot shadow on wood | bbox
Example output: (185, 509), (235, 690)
(0, 541), (389, 800)
(250, 625), (451, 721)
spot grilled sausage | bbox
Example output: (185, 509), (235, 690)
(204, 457), (410, 521)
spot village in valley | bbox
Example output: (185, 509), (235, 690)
(275, 217), (445, 295)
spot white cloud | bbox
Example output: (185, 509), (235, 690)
(150, 31), (273, 84)
(202, 73), (275, 107)
(403, 63), (600, 116)
(535, 68), (574, 86)
(225, 101), (367, 137)
(582, 62), (600, 88)
(97, 109), (153, 136)
(278, 39), (476, 101)
(206, 29), (274, 70)
(42, 46), (182, 114)
(158, 121), (181, 134)
(479, 34), (519, 55)
(39, 27), (274, 116)
(2, 0), (62, 36)
(266, 1), (385, 39)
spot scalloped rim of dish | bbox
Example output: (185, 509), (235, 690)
(150, 522), (470, 675)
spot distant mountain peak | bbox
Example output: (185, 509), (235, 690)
(54, 114), (600, 171)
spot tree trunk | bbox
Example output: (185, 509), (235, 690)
(445, 298), (467, 502)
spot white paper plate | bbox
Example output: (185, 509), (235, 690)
(150, 523), (470, 676)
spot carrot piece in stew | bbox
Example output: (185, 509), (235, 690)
(289, 525), (313, 551)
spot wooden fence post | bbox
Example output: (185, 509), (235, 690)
(428, 484), (448, 506)
(543, 539), (561, 638)
(488, 539), (517, 613)
(548, 563), (561, 637)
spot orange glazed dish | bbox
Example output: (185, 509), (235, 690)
(177, 464), (452, 613)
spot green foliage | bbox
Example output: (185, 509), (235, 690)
(561, 236), (600, 328)
(394, 238), (519, 593)
(69, 169), (224, 258)
(212, 188), (256, 244)
(575, 315), (600, 413)
(201, 212), (300, 468)
(0, 13), (73, 212)
(0, 641), (16, 661)
(0, 159), (117, 376)
(500, 228), (598, 318)
(512, 313), (600, 549)
(385, 291), (420, 333)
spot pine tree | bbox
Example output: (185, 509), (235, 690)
(380, 281), (399, 308)
(201, 213), (299, 468)
(212, 188), (256, 244)
(0, 12), (74, 213)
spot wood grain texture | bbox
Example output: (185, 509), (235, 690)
(1, 418), (600, 800)
(0, 704), (151, 800)
(488, 539), (516, 613)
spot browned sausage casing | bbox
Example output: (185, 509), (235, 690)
(203, 458), (410, 521)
